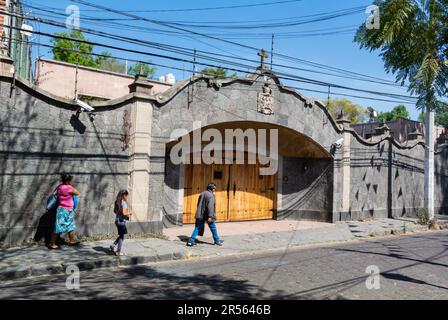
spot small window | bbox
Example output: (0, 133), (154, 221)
(214, 171), (223, 180)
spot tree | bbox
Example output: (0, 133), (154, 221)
(95, 51), (126, 74)
(200, 67), (237, 79)
(419, 101), (448, 126)
(325, 98), (369, 124)
(355, 0), (448, 218)
(51, 30), (98, 68)
(128, 62), (156, 79)
(376, 104), (410, 122)
(355, 0), (448, 111)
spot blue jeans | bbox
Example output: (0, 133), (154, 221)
(189, 219), (220, 244)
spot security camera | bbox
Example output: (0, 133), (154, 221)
(333, 138), (344, 149)
(76, 99), (95, 112)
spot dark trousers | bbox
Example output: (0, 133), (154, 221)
(114, 218), (127, 252)
(114, 234), (125, 252)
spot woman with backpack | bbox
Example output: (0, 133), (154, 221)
(110, 189), (133, 256)
(48, 174), (81, 249)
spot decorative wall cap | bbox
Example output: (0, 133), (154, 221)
(128, 75), (154, 94)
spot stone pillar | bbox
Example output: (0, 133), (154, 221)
(127, 76), (154, 222)
(425, 106), (435, 219)
(375, 123), (390, 136)
(336, 117), (352, 219)
(129, 74), (154, 95)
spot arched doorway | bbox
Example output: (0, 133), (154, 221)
(166, 121), (333, 224)
(183, 157), (277, 223)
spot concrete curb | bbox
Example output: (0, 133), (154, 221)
(0, 249), (191, 281)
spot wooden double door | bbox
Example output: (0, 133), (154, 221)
(183, 162), (277, 224)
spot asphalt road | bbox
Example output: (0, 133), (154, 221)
(1, 231), (448, 300)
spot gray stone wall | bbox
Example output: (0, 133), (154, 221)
(349, 138), (390, 220)
(2, 70), (445, 245)
(392, 143), (425, 217)
(278, 157), (333, 222)
(348, 136), (426, 220)
(0, 79), (135, 244)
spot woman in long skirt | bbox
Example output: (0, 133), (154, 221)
(48, 174), (80, 249)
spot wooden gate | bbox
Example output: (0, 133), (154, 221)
(183, 162), (276, 223)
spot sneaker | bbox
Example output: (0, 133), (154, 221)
(214, 240), (224, 246)
(115, 251), (126, 256)
(186, 241), (194, 247)
(109, 245), (116, 252)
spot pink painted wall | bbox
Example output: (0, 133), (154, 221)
(35, 58), (172, 100)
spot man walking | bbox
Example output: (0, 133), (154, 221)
(187, 182), (224, 247)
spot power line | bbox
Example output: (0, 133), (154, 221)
(40, 0), (305, 13)
(26, 2), (399, 87)
(69, 0), (404, 87)
(2, 22), (418, 104)
(9, 9), (405, 89)
(10, 36), (412, 105)
(27, 5), (360, 40)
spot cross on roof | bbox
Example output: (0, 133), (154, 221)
(258, 49), (268, 69)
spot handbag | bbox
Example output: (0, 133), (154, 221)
(46, 184), (61, 211)
(46, 194), (58, 211)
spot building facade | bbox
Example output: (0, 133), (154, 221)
(1, 56), (448, 245)
(351, 118), (447, 144)
(35, 58), (173, 101)
(0, 0), (32, 80)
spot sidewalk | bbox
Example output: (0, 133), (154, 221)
(0, 218), (443, 281)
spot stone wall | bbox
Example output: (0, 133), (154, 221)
(392, 143), (425, 217)
(0, 77), (160, 244)
(1, 66), (446, 244)
(348, 135), (426, 220)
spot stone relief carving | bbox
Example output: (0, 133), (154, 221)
(206, 78), (222, 89)
(257, 82), (275, 115)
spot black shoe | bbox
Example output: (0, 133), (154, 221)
(214, 240), (224, 246)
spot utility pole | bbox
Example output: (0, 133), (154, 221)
(193, 48), (197, 77)
(7, 0), (14, 58)
(270, 33), (274, 70)
(425, 105), (435, 220)
(74, 54), (79, 100)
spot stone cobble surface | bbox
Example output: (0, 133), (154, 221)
(0, 218), (442, 281)
(1, 231), (448, 299)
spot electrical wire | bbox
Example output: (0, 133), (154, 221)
(5, 9), (406, 90)
(2, 23), (418, 105)
(33, 0), (306, 13)
(12, 36), (413, 105)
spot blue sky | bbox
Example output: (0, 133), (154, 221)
(25, 0), (421, 120)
